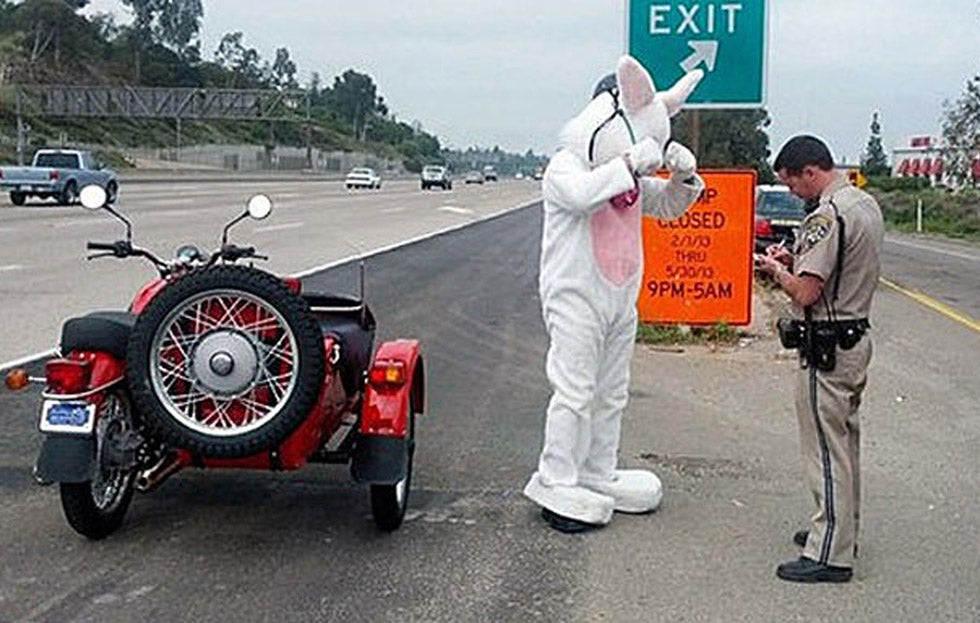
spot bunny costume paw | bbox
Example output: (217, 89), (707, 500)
(580, 469), (663, 514)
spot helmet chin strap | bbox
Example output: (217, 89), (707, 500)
(588, 88), (637, 165)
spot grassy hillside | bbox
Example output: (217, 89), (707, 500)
(870, 186), (980, 240)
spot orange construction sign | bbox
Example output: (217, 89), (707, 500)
(638, 170), (757, 326)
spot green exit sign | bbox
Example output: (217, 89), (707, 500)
(628, 1), (768, 107)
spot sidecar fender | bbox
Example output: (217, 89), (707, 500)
(35, 434), (95, 484)
(359, 339), (424, 437)
(352, 340), (423, 484)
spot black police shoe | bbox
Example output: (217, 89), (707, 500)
(793, 529), (809, 547)
(776, 557), (852, 583)
(540, 508), (603, 534)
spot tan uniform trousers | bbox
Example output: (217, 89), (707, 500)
(794, 335), (872, 568)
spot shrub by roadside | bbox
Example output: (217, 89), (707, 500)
(636, 321), (745, 347)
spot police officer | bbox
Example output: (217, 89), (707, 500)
(755, 135), (884, 583)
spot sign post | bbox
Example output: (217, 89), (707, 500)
(638, 170), (757, 326)
(627, 0), (769, 108)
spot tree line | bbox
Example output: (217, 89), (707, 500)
(0, 0), (553, 172)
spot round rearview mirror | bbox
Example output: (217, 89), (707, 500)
(246, 194), (273, 220)
(79, 185), (108, 210)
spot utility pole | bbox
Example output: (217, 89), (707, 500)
(15, 89), (25, 166)
(305, 92), (312, 169)
(691, 110), (701, 157)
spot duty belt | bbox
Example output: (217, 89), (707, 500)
(808, 318), (871, 333)
(777, 318), (870, 371)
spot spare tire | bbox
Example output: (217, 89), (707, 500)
(127, 265), (325, 458)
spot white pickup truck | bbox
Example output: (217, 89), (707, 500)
(0, 149), (118, 206)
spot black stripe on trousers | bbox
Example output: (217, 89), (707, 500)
(809, 364), (836, 564)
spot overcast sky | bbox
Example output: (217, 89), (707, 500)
(82, 0), (980, 164)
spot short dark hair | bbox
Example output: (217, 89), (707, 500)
(773, 135), (834, 175)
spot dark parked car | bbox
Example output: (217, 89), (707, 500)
(754, 184), (807, 253)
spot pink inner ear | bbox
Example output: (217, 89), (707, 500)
(618, 58), (656, 112)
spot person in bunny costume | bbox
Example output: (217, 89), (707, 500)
(524, 55), (705, 533)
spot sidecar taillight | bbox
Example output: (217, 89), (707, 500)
(283, 278), (302, 295)
(369, 361), (406, 387)
(44, 359), (91, 394)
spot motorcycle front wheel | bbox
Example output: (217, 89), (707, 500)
(60, 391), (136, 540)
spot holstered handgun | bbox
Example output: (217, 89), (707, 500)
(777, 318), (804, 349)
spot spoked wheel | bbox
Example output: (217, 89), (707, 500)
(127, 266), (324, 458)
(370, 400), (416, 531)
(60, 391), (136, 540)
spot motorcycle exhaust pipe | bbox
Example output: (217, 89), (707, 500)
(135, 453), (183, 492)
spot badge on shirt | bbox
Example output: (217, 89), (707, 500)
(801, 215), (833, 251)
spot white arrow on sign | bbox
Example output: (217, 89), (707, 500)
(680, 40), (719, 73)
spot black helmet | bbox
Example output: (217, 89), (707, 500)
(592, 73), (618, 100)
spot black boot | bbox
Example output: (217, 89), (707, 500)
(776, 557), (852, 583)
(540, 508), (603, 534)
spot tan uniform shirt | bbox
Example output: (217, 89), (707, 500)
(792, 175), (885, 321)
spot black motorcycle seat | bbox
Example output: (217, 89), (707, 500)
(60, 310), (137, 360)
(302, 293), (376, 393)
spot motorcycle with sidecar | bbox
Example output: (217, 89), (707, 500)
(5, 186), (423, 539)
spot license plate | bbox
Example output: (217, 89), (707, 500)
(19, 185), (32, 191)
(39, 400), (95, 434)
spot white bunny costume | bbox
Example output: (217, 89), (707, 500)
(524, 56), (705, 531)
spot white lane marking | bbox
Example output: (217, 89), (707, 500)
(0, 264), (23, 272)
(292, 198), (541, 278)
(380, 207), (406, 214)
(254, 222), (304, 234)
(0, 348), (56, 373)
(886, 237), (980, 262)
(439, 206), (475, 216)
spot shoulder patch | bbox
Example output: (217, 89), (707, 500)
(801, 214), (833, 250)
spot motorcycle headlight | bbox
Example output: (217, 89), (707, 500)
(175, 244), (205, 263)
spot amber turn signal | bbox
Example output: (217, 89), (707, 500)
(369, 361), (406, 387)
(4, 368), (29, 391)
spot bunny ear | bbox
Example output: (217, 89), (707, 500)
(616, 55), (656, 113)
(659, 69), (704, 117)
